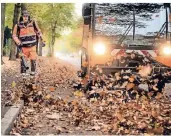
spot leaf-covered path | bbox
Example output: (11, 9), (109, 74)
(1, 56), (171, 135)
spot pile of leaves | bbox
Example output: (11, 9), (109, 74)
(10, 57), (80, 134)
(1, 57), (21, 107)
(10, 56), (171, 135)
(12, 84), (171, 135)
(68, 93), (171, 135)
(14, 57), (79, 104)
(76, 69), (171, 99)
(71, 52), (171, 134)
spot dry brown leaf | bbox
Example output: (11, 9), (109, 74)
(112, 123), (118, 132)
(73, 91), (83, 97)
(124, 129), (130, 134)
(156, 93), (163, 99)
(126, 83), (135, 90)
(150, 127), (164, 134)
(45, 94), (51, 99)
(107, 97), (113, 102)
(151, 110), (158, 118)
(20, 114), (25, 118)
(26, 109), (35, 113)
(46, 113), (61, 120)
(32, 84), (37, 90)
(55, 126), (63, 134)
(91, 125), (101, 131)
(138, 122), (147, 129)
(152, 85), (158, 91)
(72, 100), (78, 106)
(22, 118), (29, 124)
(157, 116), (163, 121)
(116, 112), (124, 121)
(20, 123), (27, 128)
(129, 77), (135, 82)
(99, 90), (107, 97)
(49, 86), (55, 92)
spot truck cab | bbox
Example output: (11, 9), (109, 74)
(81, 3), (171, 76)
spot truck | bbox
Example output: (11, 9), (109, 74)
(80, 3), (171, 76)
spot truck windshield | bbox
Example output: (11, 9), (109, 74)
(94, 3), (168, 46)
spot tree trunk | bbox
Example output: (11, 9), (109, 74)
(9, 3), (21, 61)
(51, 21), (57, 57)
(21, 3), (27, 11)
(50, 31), (53, 57)
(51, 30), (55, 56)
(1, 3), (6, 64)
(38, 40), (42, 56)
(16, 3), (27, 58)
(133, 8), (135, 41)
(48, 41), (52, 57)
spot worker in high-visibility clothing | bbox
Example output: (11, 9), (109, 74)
(12, 10), (45, 75)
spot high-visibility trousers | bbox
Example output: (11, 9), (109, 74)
(22, 46), (37, 60)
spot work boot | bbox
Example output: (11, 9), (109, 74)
(21, 61), (26, 74)
(30, 60), (36, 76)
(21, 66), (27, 78)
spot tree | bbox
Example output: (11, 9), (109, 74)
(42, 4), (75, 56)
(95, 3), (162, 39)
(21, 3), (27, 11)
(1, 3), (6, 64)
(3, 26), (12, 56)
(9, 3), (21, 61)
(38, 42), (42, 56)
(5, 3), (78, 58)
(65, 21), (83, 52)
(8, 3), (78, 57)
(16, 3), (28, 58)
(5, 4), (15, 28)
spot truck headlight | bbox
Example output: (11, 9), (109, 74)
(93, 43), (106, 55)
(163, 46), (171, 55)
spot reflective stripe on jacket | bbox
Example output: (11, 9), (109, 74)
(17, 20), (37, 47)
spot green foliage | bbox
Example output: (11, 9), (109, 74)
(68, 34), (82, 50)
(55, 24), (82, 53)
(26, 4), (76, 44)
(60, 17), (83, 53)
(5, 3), (82, 56)
(5, 3), (15, 28)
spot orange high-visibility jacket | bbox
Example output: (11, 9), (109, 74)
(13, 20), (42, 47)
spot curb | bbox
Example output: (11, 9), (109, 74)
(1, 100), (24, 135)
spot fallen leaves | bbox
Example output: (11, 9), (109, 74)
(46, 113), (61, 120)
(49, 87), (55, 92)
(151, 110), (158, 118)
(147, 126), (164, 134)
(73, 91), (83, 97)
(12, 81), (16, 88)
(6, 56), (171, 135)
(90, 125), (101, 131)
(126, 83), (135, 90)
(139, 65), (152, 77)
(116, 112), (124, 121)
(45, 94), (51, 99)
